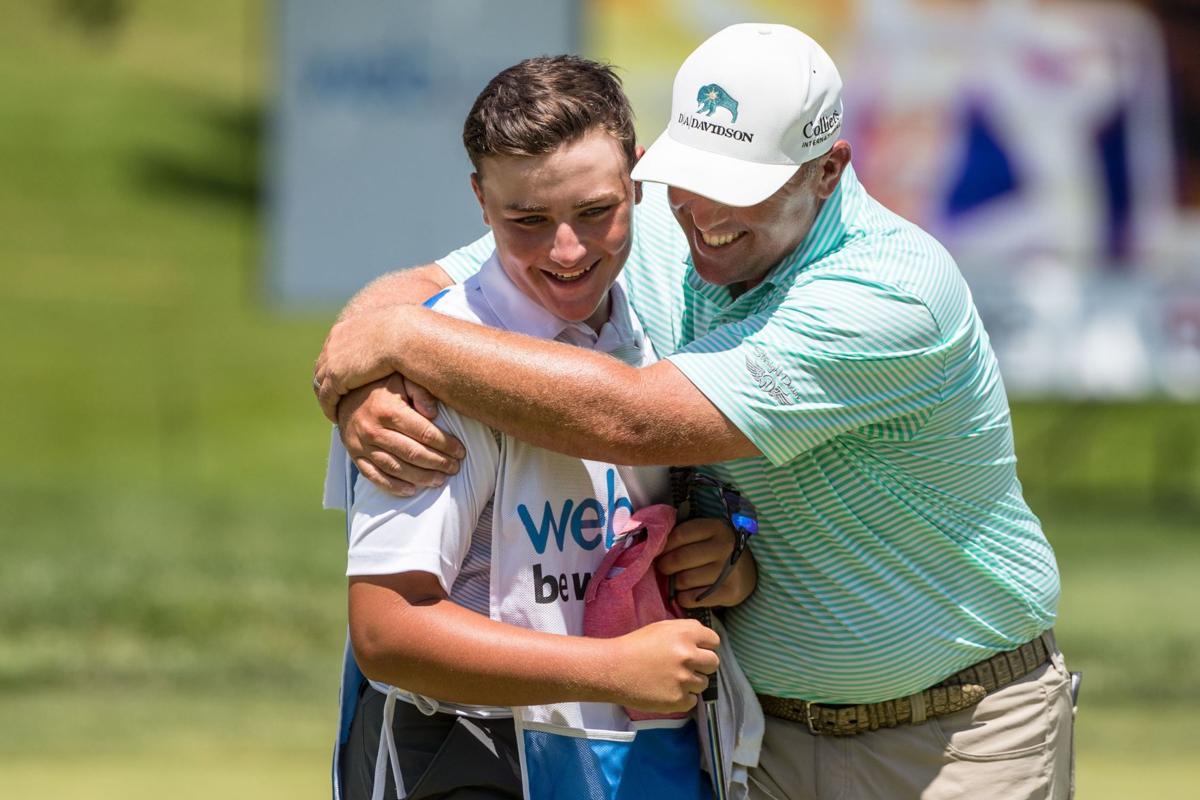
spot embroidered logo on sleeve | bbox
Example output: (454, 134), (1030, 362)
(745, 345), (802, 405)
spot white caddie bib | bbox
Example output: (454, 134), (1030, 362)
(332, 257), (712, 800)
(484, 444), (708, 800)
(491, 443), (664, 732)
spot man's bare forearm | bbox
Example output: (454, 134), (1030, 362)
(314, 277), (758, 464)
(336, 263), (453, 322)
(381, 307), (754, 465)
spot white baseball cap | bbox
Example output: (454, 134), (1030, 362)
(631, 23), (844, 207)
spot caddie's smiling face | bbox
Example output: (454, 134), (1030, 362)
(471, 129), (640, 332)
(667, 164), (823, 290)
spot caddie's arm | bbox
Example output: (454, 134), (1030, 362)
(315, 306), (758, 466)
(350, 573), (720, 712)
(341, 398), (720, 712)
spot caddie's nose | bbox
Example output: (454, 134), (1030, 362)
(549, 222), (587, 268)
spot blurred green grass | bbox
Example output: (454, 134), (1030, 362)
(1, 2), (1198, 798)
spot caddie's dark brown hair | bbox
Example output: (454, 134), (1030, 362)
(463, 55), (636, 175)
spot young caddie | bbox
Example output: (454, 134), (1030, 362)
(324, 55), (757, 800)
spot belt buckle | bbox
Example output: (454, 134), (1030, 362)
(805, 701), (821, 735)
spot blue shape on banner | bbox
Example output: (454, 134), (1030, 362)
(944, 102), (1018, 218)
(302, 44), (433, 109)
(1095, 105), (1132, 264)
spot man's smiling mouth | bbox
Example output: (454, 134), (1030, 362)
(700, 231), (746, 248)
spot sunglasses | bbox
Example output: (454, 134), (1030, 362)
(670, 469), (759, 602)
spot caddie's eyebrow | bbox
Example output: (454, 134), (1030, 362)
(571, 192), (621, 209)
(504, 202), (548, 213)
(503, 192), (623, 213)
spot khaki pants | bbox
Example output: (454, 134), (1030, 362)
(748, 641), (1076, 800)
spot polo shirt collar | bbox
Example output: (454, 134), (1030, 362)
(476, 252), (645, 360)
(478, 253), (571, 341)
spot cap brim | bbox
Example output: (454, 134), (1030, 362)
(631, 129), (800, 207)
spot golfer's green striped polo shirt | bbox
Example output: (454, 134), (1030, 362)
(439, 164), (1060, 705)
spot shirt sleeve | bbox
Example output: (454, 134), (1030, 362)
(666, 277), (946, 466)
(346, 405), (500, 595)
(323, 426), (351, 510)
(436, 232), (496, 284)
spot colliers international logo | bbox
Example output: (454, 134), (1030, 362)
(678, 83), (755, 142)
(802, 109), (841, 148)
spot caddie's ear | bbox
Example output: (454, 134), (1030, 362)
(469, 172), (490, 226)
(632, 145), (646, 204)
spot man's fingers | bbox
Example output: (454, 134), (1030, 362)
(405, 377), (441, 421)
(675, 584), (733, 609)
(370, 429), (460, 475)
(657, 538), (729, 577)
(317, 377), (343, 422)
(677, 551), (757, 609)
(338, 378), (390, 430)
(353, 458), (419, 498)
(662, 518), (723, 551)
(382, 372), (412, 402)
(368, 449), (449, 489)
(671, 565), (725, 593)
(375, 414), (464, 470)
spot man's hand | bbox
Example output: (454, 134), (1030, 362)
(313, 262), (455, 421)
(314, 307), (409, 422)
(657, 518), (757, 608)
(607, 619), (720, 713)
(338, 375), (467, 497)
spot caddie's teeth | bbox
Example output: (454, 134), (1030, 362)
(550, 261), (596, 281)
(701, 231), (745, 248)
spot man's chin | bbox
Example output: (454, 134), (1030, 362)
(689, 257), (739, 287)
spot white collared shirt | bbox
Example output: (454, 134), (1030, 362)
(473, 249), (647, 361)
(325, 252), (658, 610)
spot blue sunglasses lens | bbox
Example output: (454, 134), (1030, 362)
(731, 511), (758, 535)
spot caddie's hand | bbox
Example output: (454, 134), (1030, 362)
(314, 307), (407, 422)
(610, 619), (720, 713)
(338, 374), (466, 497)
(657, 517), (757, 608)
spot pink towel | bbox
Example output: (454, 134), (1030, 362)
(583, 504), (687, 720)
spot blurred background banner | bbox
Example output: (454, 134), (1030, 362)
(840, 0), (1200, 399)
(267, 0), (1200, 397)
(1, 1), (1197, 798)
(269, 0), (579, 305)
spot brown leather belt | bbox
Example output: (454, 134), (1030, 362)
(757, 632), (1053, 736)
